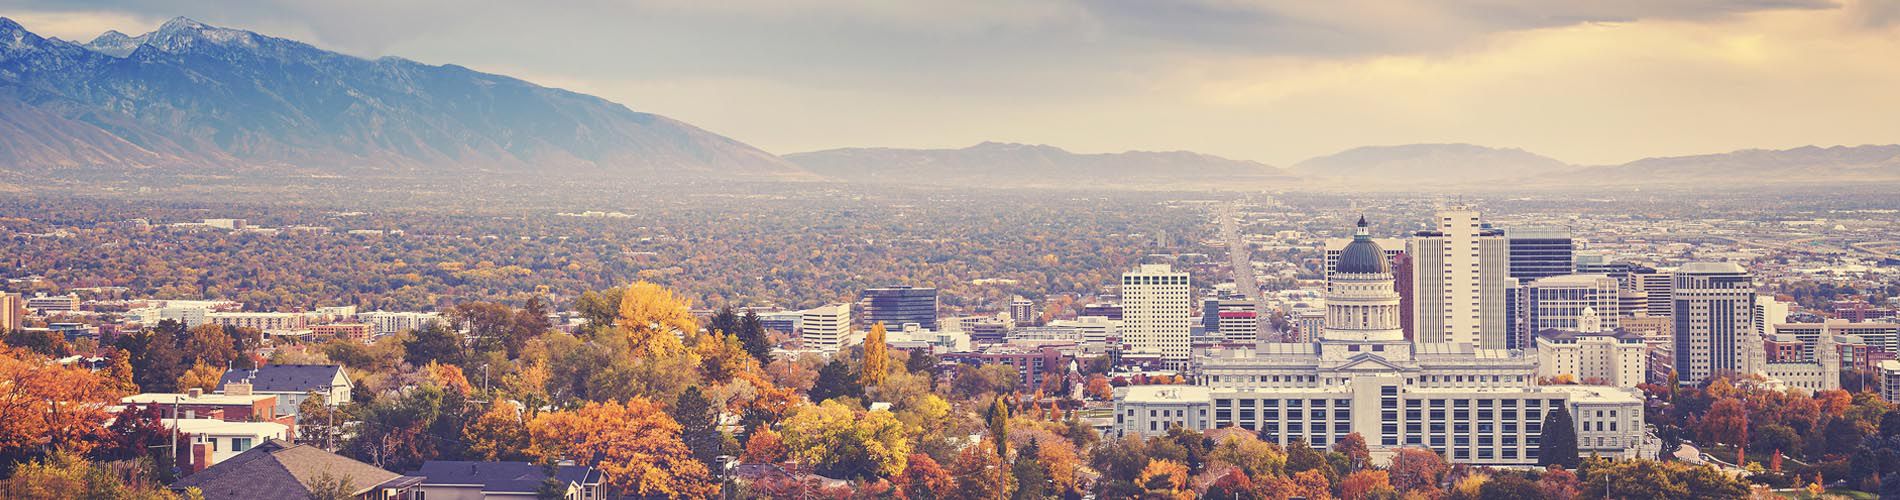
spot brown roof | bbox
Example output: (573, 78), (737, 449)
(171, 439), (412, 499)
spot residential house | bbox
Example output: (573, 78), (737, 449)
(169, 439), (423, 499)
(409, 461), (606, 500)
(217, 364), (352, 419)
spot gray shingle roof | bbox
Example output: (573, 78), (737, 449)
(218, 364), (346, 393)
(411, 461), (601, 493)
(170, 439), (411, 499)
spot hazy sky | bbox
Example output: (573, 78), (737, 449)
(6, 1), (1899, 165)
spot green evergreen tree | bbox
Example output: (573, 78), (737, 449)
(808, 359), (859, 403)
(989, 396), (1011, 459)
(738, 310), (772, 364)
(1010, 438), (1050, 500)
(674, 385), (722, 469)
(1540, 405), (1581, 469)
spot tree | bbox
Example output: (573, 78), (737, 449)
(1340, 469), (1395, 500)
(0, 450), (174, 499)
(674, 385), (721, 469)
(113, 328), (184, 393)
(1333, 432), (1371, 472)
(1538, 466), (1581, 500)
(1084, 374), (1113, 401)
(808, 359), (860, 403)
(528, 398), (716, 498)
(1209, 431), (1286, 480)
(100, 404), (175, 481)
(1699, 398), (1748, 448)
(1290, 469), (1333, 500)
(862, 323), (890, 387)
(176, 361), (224, 392)
(463, 402), (532, 462)
(951, 441), (1006, 500)
(741, 425), (787, 464)
(615, 282), (696, 359)
(1137, 459), (1193, 500)
(989, 396), (1011, 460)
(1388, 448), (1448, 493)
(1477, 474), (1539, 500)
(404, 321), (466, 367)
(343, 384), (463, 471)
(307, 471), (358, 500)
(779, 400), (911, 480)
(1539, 406), (1580, 469)
(0, 346), (119, 466)
(1011, 438), (1051, 500)
(895, 453), (954, 500)
(182, 324), (239, 369)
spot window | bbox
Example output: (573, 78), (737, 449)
(233, 438), (253, 452)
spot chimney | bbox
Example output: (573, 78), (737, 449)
(187, 387), (203, 398)
(226, 382), (252, 396)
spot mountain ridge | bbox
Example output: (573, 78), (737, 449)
(0, 16), (804, 179)
(786, 141), (1294, 188)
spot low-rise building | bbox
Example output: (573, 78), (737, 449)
(169, 439), (423, 499)
(166, 419), (291, 471)
(217, 365), (352, 419)
(409, 461), (605, 500)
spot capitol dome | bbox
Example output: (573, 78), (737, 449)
(1336, 216), (1390, 275)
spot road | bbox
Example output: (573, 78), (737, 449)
(1219, 202), (1278, 341)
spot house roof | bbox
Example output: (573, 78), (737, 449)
(171, 439), (414, 499)
(218, 364), (348, 393)
(410, 461), (600, 493)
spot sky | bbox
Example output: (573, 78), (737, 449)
(5, 0), (1899, 166)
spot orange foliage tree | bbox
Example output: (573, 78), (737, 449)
(0, 346), (123, 462)
(527, 398), (715, 498)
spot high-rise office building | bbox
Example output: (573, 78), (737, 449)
(1409, 207), (1509, 348)
(1122, 264), (1192, 365)
(1628, 267), (1674, 320)
(1080, 303), (1123, 321)
(800, 303), (852, 354)
(858, 286), (938, 331)
(1504, 227), (1575, 281)
(1524, 275), (1622, 349)
(1201, 298), (1256, 334)
(1009, 296), (1037, 327)
(0, 292), (22, 332)
(1672, 263), (1757, 383)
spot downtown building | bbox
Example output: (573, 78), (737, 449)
(1115, 218), (1647, 465)
(1409, 207), (1511, 349)
(857, 286), (939, 331)
(1122, 264), (1193, 367)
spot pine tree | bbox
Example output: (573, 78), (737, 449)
(738, 310), (772, 364)
(809, 360), (859, 403)
(1540, 405), (1580, 469)
(674, 385), (722, 469)
(989, 396), (1011, 459)
(1010, 438), (1049, 500)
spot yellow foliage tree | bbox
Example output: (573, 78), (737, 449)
(422, 361), (474, 396)
(1137, 459), (1193, 500)
(780, 399), (912, 479)
(616, 282), (696, 359)
(862, 322), (890, 387)
(527, 399), (715, 498)
(177, 361), (224, 393)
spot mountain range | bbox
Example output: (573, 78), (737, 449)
(786, 142), (1293, 188)
(2, 16), (1896, 189)
(0, 17), (799, 178)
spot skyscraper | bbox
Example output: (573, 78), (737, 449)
(1504, 227), (1575, 281)
(1122, 264), (1192, 366)
(858, 286), (939, 331)
(1009, 296), (1037, 326)
(1672, 262), (1756, 384)
(1409, 206), (1509, 348)
(1524, 274), (1622, 349)
(0, 292), (21, 332)
(1628, 267), (1674, 320)
(800, 303), (852, 354)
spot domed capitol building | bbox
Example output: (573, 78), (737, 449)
(1114, 217), (1652, 466)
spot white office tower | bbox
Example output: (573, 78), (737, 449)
(1534, 307), (1649, 388)
(800, 303), (852, 354)
(1410, 206), (1509, 349)
(1671, 263), (1758, 383)
(1525, 274), (1622, 335)
(1117, 217), (1647, 465)
(1123, 264), (1193, 366)
(1753, 295), (1790, 340)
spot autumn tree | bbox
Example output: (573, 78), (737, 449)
(182, 324), (239, 369)
(0, 450), (174, 499)
(616, 282), (696, 359)
(404, 322), (467, 367)
(989, 396), (1011, 459)
(1340, 469), (1395, 500)
(463, 402), (532, 462)
(780, 400), (911, 480)
(528, 398), (715, 498)
(1333, 432), (1371, 472)
(1011, 438), (1051, 500)
(951, 441), (1007, 499)
(0, 346), (120, 466)
(1387, 448), (1449, 493)
(1699, 398), (1749, 448)
(113, 328), (185, 393)
(862, 322), (890, 387)
(741, 425), (787, 464)
(1209, 431), (1287, 479)
(177, 361), (224, 392)
(102, 349), (139, 394)
(1137, 459), (1193, 500)
(1539, 406), (1580, 469)
(895, 453), (954, 500)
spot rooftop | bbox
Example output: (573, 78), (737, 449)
(1122, 385), (1212, 403)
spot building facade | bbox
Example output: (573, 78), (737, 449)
(1671, 262), (1759, 384)
(858, 286), (939, 331)
(1122, 264), (1192, 366)
(1504, 227), (1575, 281)
(799, 303), (852, 354)
(1115, 218), (1646, 466)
